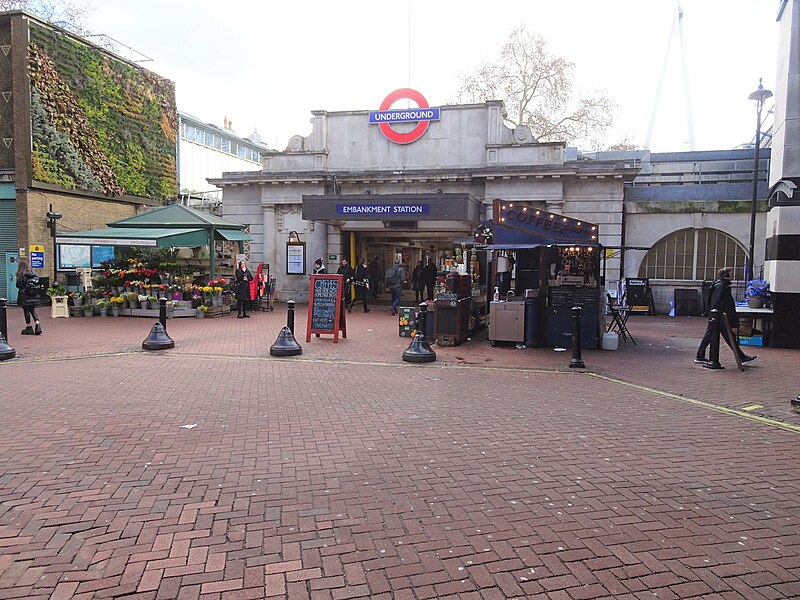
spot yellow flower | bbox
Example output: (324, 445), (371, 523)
(213, 286), (223, 292)
(201, 286), (213, 293)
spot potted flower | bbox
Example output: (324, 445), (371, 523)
(46, 284), (67, 298)
(137, 294), (148, 309)
(96, 299), (110, 317)
(109, 295), (125, 316)
(196, 304), (208, 318)
(147, 294), (159, 310)
(83, 301), (94, 317)
(68, 291), (83, 308)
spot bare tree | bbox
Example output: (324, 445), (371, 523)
(0, 0), (92, 34)
(457, 25), (616, 148)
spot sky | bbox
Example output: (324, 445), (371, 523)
(88, 0), (781, 153)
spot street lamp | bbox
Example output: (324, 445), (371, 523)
(746, 78), (772, 282)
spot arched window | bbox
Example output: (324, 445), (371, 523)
(638, 228), (746, 280)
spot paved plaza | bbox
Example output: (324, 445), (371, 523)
(1, 304), (799, 599)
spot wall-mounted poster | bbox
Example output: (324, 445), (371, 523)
(59, 244), (91, 269)
(92, 245), (115, 267)
(287, 243), (305, 274)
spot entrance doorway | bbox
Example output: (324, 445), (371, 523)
(4, 252), (18, 304)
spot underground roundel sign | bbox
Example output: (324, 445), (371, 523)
(369, 88), (440, 144)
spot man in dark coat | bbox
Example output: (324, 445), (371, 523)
(348, 258), (371, 313)
(695, 267), (757, 365)
(336, 258), (354, 309)
(421, 258), (438, 301)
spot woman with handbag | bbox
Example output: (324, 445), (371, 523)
(234, 260), (253, 318)
(15, 259), (42, 335)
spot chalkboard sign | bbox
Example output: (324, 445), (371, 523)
(306, 274), (347, 342)
(624, 278), (650, 313)
(549, 286), (600, 308)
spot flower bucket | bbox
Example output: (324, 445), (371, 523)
(73, 296), (83, 308)
(99, 308), (108, 317)
(112, 306), (120, 317)
(83, 307), (93, 318)
(747, 296), (764, 309)
(196, 310), (204, 318)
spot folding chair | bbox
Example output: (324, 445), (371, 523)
(606, 293), (636, 345)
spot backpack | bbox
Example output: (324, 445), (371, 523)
(385, 266), (401, 287)
(24, 273), (40, 298)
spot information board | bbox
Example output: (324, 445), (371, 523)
(306, 274), (347, 342)
(623, 278), (650, 313)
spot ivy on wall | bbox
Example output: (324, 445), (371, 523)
(28, 23), (178, 201)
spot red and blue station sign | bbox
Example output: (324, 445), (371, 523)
(369, 88), (440, 144)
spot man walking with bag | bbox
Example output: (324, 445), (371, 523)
(695, 267), (757, 366)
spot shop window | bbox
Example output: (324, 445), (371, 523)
(638, 228), (746, 280)
(221, 138), (230, 153)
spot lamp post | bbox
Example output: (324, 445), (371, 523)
(746, 78), (772, 283)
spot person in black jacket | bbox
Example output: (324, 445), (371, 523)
(234, 260), (253, 318)
(348, 258), (371, 313)
(15, 259), (42, 335)
(695, 267), (757, 365)
(336, 258), (354, 310)
(411, 260), (424, 303)
(421, 258), (438, 301)
(312, 258), (327, 275)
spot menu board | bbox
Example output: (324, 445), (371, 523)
(549, 286), (600, 308)
(306, 274), (347, 342)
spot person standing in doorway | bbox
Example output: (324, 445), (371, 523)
(421, 258), (438, 301)
(385, 259), (406, 315)
(337, 258), (354, 310)
(349, 258), (371, 313)
(234, 260), (253, 318)
(15, 259), (42, 335)
(369, 256), (381, 299)
(411, 260), (424, 303)
(695, 267), (757, 365)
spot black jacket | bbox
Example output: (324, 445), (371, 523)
(708, 277), (738, 329)
(15, 270), (40, 307)
(234, 268), (253, 301)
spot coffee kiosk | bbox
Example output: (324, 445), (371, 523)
(480, 199), (602, 349)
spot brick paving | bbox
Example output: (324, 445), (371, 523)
(1, 303), (799, 599)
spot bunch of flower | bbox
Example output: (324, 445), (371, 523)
(96, 299), (110, 309)
(201, 286), (213, 293)
(137, 294), (149, 303)
(213, 286), (223, 293)
(208, 278), (228, 287)
(197, 304), (209, 312)
(110, 296), (125, 304)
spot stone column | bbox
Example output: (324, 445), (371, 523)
(262, 204), (276, 283)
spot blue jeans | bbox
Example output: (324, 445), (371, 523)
(391, 287), (402, 312)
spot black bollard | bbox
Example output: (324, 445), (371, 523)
(0, 298), (15, 361)
(703, 308), (724, 370)
(403, 303), (436, 363)
(142, 322), (174, 350)
(287, 300), (295, 334)
(159, 297), (168, 331)
(270, 300), (302, 356)
(569, 305), (585, 369)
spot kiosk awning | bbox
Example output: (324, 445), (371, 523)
(56, 227), (209, 248)
(216, 229), (252, 241)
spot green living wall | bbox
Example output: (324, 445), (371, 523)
(28, 22), (178, 201)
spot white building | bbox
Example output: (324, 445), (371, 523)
(177, 112), (270, 207)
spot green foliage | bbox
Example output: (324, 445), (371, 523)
(27, 22), (178, 201)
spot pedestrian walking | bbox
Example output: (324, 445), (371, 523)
(348, 258), (371, 313)
(337, 258), (354, 310)
(695, 267), (757, 365)
(15, 259), (42, 335)
(234, 260), (253, 318)
(385, 259), (406, 315)
(411, 260), (424, 303)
